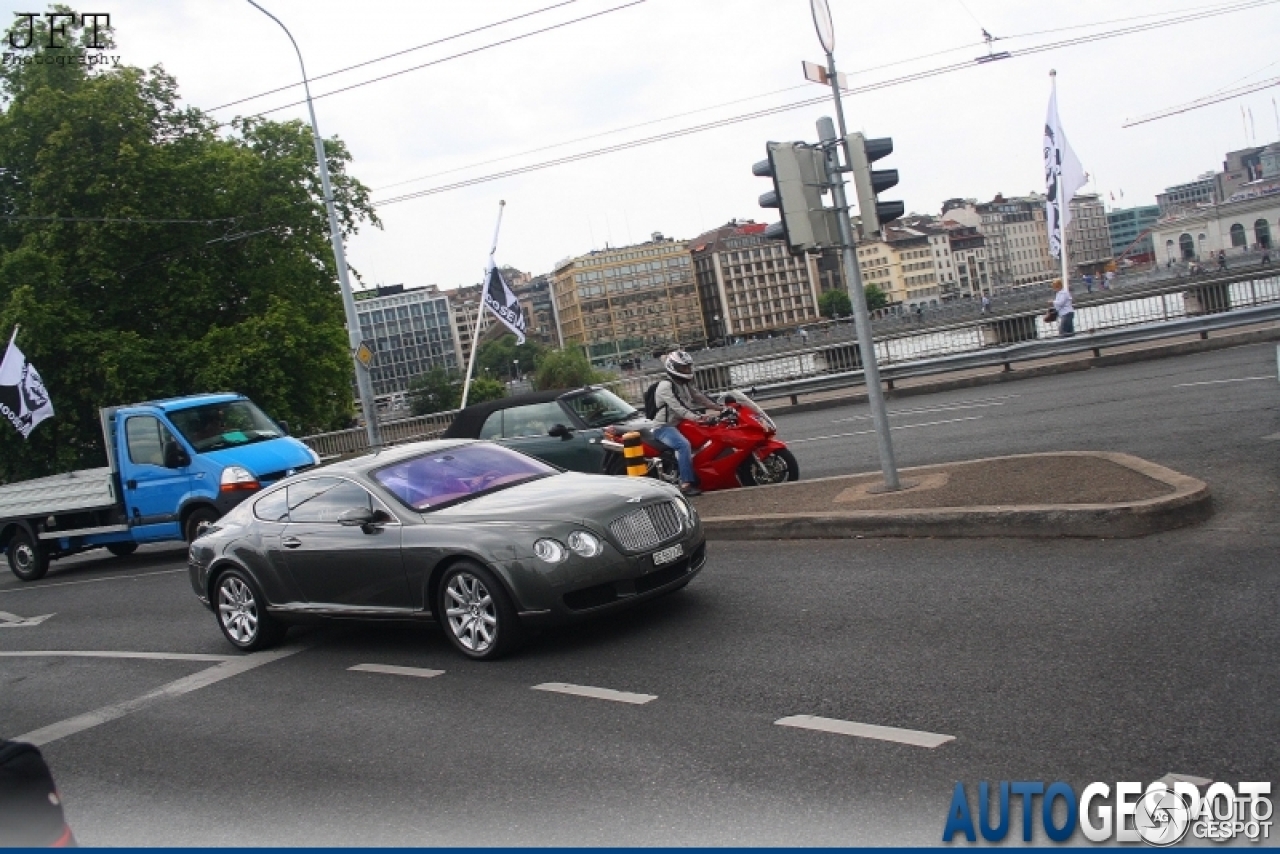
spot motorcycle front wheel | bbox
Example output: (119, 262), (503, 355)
(738, 448), (800, 486)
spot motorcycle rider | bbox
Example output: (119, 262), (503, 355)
(652, 350), (721, 497)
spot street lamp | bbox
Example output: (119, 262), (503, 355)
(512, 359), (519, 381)
(247, 0), (381, 449)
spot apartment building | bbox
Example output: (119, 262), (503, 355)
(1108, 204), (1160, 262)
(690, 221), (827, 342)
(1065, 194), (1113, 273)
(551, 234), (702, 363)
(353, 284), (462, 397)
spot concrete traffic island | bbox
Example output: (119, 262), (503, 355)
(693, 451), (1211, 539)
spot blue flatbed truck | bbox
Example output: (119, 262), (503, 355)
(0, 393), (319, 581)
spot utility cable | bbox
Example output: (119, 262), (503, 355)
(208, 0), (581, 112)
(237, 0), (645, 120)
(374, 0), (1277, 207)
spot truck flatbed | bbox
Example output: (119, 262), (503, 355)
(0, 467), (116, 519)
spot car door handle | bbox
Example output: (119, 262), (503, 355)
(282, 537), (302, 549)
(126, 479), (137, 490)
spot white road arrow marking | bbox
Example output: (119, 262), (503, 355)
(0, 610), (55, 627)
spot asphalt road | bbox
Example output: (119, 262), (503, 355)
(1, 344), (1277, 845)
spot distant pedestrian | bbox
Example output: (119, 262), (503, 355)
(800, 328), (809, 344)
(1103, 270), (1115, 289)
(1083, 273), (1094, 293)
(1217, 249), (1227, 271)
(980, 295), (991, 314)
(1051, 279), (1075, 337)
(1261, 249), (1271, 266)
(915, 305), (925, 323)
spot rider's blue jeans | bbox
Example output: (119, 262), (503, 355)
(652, 423), (695, 484)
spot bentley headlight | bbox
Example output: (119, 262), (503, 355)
(533, 538), (567, 563)
(673, 496), (696, 525)
(567, 530), (603, 558)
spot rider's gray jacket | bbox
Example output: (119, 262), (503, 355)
(654, 379), (716, 425)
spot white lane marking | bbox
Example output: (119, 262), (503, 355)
(0, 610), (55, 627)
(1156, 773), (1213, 788)
(1264, 432), (1280, 441)
(0, 650), (233, 662)
(775, 715), (954, 748)
(532, 682), (656, 705)
(1172, 376), (1272, 388)
(830, 395), (1018, 424)
(15, 646), (305, 747)
(790, 416), (984, 445)
(0, 568), (185, 595)
(348, 663), (444, 679)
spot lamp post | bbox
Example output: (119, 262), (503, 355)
(247, 0), (381, 449)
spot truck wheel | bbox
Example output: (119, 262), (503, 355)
(184, 507), (219, 543)
(7, 528), (49, 582)
(106, 542), (138, 557)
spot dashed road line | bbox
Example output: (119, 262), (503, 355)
(532, 682), (656, 705)
(830, 395), (1018, 424)
(15, 645), (305, 747)
(0, 650), (232, 662)
(348, 663), (444, 679)
(1173, 376), (1272, 388)
(775, 714), (954, 748)
(789, 416), (984, 445)
(0, 568), (185, 595)
(1156, 773), (1213, 788)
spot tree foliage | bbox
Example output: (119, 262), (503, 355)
(475, 334), (546, 380)
(818, 289), (852, 318)
(864, 284), (889, 311)
(533, 348), (611, 390)
(407, 369), (505, 416)
(0, 11), (378, 480)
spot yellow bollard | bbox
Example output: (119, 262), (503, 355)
(622, 431), (647, 477)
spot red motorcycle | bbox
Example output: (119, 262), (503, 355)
(601, 391), (798, 492)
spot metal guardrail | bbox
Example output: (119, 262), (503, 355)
(300, 266), (1280, 457)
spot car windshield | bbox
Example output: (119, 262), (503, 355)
(168, 400), (284, 453)
(373, 443), (557, 512)
(563, 388), (641, 427)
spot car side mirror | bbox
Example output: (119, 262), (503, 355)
(721, 394), (737, 405)
(278, 420), (291, 436)
(163, 441), (190, 469)
(548, 423), (574, 439)
(337, 507), (376, 527)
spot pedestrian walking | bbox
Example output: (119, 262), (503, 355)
(1103, 270), (1115, 289)
(981, 294), (991, 314)
(1083, 273), (1094, 294)
(1050, 279), (1075, 337)
(1261, 249), (1271, 267)
(1217, 249), (1227, 272)
(915, 305), (925, 323)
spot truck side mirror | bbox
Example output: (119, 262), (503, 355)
(163, 442), (190, 469)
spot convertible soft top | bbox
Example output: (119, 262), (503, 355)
(443, 389), (571, 439)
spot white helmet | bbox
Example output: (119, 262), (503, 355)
(664, 349), (694, 382)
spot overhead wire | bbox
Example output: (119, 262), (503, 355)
(207, 0), (582, 112)
(372, 0), (1279, 207)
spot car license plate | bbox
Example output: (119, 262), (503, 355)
(652, 543), (683, 566)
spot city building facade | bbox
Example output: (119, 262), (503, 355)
(1108, 204), (1160, 263)
(1065, 194), (1113, 274)
(551, 234), (702, 364)
(944, 195), (1055, 289)
(353, 284), (462, 400)
(690, 221), (828, 342)
(1156, 173), (1218, 216)
(1151, 194), (1279, 262)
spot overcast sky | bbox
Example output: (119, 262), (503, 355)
(6, 0), (1280, 291)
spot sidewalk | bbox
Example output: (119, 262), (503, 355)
(692, 451), (1211, 540)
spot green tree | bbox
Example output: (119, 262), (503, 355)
(475, 334), (547, 380)
(818, 289), (852, 318)
(533, 348), (610, 390)
(0, 11), (377, 480)
(864, 284), (889, 311)
(408, 368), (460, 416)
(465, 377), (506, 406)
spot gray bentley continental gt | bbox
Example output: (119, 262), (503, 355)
(188, 440), (705, 660)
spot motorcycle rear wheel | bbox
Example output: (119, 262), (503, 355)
(738, 448), (799, 486)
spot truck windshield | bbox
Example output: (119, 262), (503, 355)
(169, 400), (284, 453)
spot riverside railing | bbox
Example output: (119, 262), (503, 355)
(300, 265), (1280, 458)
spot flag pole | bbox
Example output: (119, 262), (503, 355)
(459, 200), (506, 410)
(7, 325), (18, 348)
(1053, 70), (1071, 294)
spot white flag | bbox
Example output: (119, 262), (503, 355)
(0, 332), (54, 439)
(1044, 84), (1086, 261)
(482, 259), (526, 345)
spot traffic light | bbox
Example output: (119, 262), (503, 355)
(847, 132), (904, 236)
(753, 142), (840, 253)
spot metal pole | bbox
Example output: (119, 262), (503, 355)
(247, 1), (381, 449)
(460, 200), (506, 409)
(820, 51), (900, 490)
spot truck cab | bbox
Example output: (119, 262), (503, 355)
(1, 393), (319, 581)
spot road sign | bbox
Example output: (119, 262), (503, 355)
(802, 60), (848, 91)
(354, 341), (375, 369)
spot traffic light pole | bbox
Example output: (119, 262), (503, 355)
(817, 54), (901, 491)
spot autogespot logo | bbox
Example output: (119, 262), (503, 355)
(942, 780), (1272, 845)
